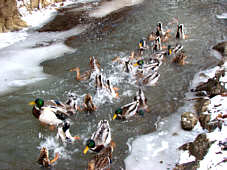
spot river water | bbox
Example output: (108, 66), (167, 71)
(0, 0), (226, 169)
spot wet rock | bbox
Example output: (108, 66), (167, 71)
(179, 133), (212, 161)
(181, 112), (198, 131)
(191, 73), (226, 98)
(174, 161), (198, 170)
(213, 41), (227, 57)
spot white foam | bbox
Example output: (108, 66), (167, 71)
(89, 0), (144, 18)
(38, 136), (78, 160)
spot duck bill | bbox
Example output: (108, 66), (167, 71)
(112, 114), (117, 120)
(83, 146), (89, 154)
(139, 43), (142, 48)
(168, 49), (172, 55)
(28, 101), (36, 105)
(133, 63), (138, 67)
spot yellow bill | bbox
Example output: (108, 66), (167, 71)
(29, 101), (36, 105)
(168, 49), (172, 55)
(83, 146), (89, 154)
(139, 42), (143, 48)
(133, 63), (138, 67)
(112, 114), (117, 120)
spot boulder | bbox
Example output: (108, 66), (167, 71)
(179, 133), (212, 160)
(181, 112), (198, 131)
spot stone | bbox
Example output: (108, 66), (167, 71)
(181, 112), (198, 131)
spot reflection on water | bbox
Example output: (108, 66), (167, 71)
(0, 0), (226, 169)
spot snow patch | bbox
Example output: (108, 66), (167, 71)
(89, 0), (144, 18)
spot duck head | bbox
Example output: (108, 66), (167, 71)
(112, 108), (122, 120)
(83, 139), (96, 154)
(133, 59), (144, 67)
(168, 45), (172, 55)
(29, 98), (44, 109)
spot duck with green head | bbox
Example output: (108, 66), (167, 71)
(29, 98), (66, 126)
(83, 120), (111, 154)
(112, 100), (139, 120)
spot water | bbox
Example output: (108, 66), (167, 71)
(0, 0), (226, 169)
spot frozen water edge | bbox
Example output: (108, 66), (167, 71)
(125, 104), (203, 170)
(125, 61), (227, 170)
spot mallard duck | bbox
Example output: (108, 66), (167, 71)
(153, 36), (162, 51)
(83, 120), (111, 154)
(168, 44), (184, 56)
(69, 56), (100, 81)
(139, 38), (148, 49)
(37, 147), (59, 167)
(63, 93), (79, 115)
(96, 74), (104, 90)
(134, 88), (149, 113)
(172, 51), (187, 65)
(87, 141), (116, 170)
(57, 121), (80, 143)
(106, 79), (119, 98)
(140, 71), (160, 86)
(70, 67), (91, 81)
(29, 98), (68, 126)
(82, 93), (96, 112)
(89, 56), (101, 72)
(112, 100), (139, 120)
(176, 24), (187, 40)
(124, 60), (133, 73)
(155, 22), (171, 42)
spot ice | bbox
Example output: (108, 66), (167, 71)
(125, 105), (203, 170)
(0, 25), (88, 95)
(89, 0), (144, 18)
(216, 13), (227, 19)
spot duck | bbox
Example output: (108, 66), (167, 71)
(82, 93), (97, 112)
(29, 98), (68, 126)
(37, 147), (59, 167)
(57, 121), (80, 143)
(140, 71), (160, 86)
(96, 74), (105, 90)
(153, 36), (162, 51)
(70, 67), (91, 81)
(106, 79), (119, 98)
(176, 24), (187, 40)
(63, 93), (80, 115)
(89, 56), (101, 72)
(168, 44), (184, 56)
(83, 120), (111, 154)
(112, 100), (139, 120)
(69, 56), (101, 81)
(156, 22), (170, 42)
(87, 141), (116, 170)
(134, 88), (149, 113)
(172, 51), (187, 65)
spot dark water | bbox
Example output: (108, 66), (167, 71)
(0, 0), (226, 169)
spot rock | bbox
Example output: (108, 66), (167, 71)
(213, 41), (227, 57)
(179, 133), (212, 160)
(199, 113), (210, 129)
(174, 161), (198, 170)
(181, 112), (198, 131)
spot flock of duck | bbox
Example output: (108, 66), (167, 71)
(29, 21), (188, 169)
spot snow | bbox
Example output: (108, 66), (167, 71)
(89, 0), (144, 18)
(216, 13), (227, 19)
(125, 105), (203, 170)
